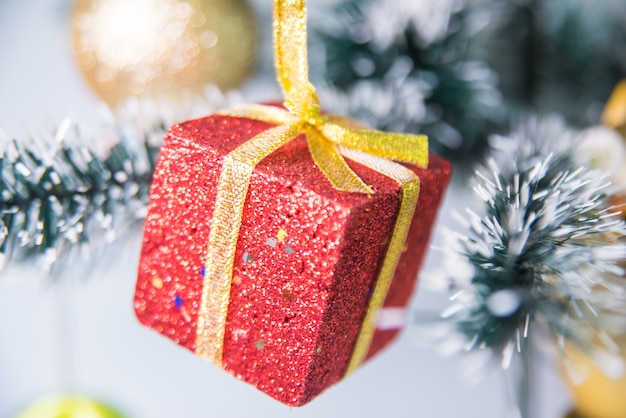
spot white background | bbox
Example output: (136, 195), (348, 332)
(0, 0), (572, 417)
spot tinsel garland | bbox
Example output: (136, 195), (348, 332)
(436, 118), (626, 378)
(0, 118), (156, 271)
(0, 90), (234, 271)
(313, 0), (626, 164)
(312, 0), (505, 163)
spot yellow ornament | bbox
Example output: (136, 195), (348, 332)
(593, 80), (626, 219)
(564, 340), (626, 418)
(17, 395), (125, 418)
(602, 80), (626, 139)
(71, 0), (258, 107)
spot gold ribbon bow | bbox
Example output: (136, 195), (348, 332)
(196, 0), (429, 376)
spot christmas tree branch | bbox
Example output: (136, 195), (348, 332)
(437, 118), (626, 374)
(0, 119), (159, 270)
(0, 90), (232, 272)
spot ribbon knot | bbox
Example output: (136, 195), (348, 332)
(285, 82), (322, 123)
(221, 0), (428, 195)
(221, 99), (428, 194)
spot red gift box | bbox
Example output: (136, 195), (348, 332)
(133, 113), (451, 406)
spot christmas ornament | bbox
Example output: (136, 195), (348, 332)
(565, 340), (626, 418)
(561, 81), (626, 418)
(133, 0), (451, 406)
(71, 0), (258, 107)
(578, 81), (626, 218)
(602, 80), (626, 139)
(17, 395), (125, 418)
(578, 126), (626, 187)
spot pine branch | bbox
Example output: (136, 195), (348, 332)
(312, 0), (506, 163)
(0, 119), (159, 271)
(0, 90), (232, 272)
(437, 118), (626, 373)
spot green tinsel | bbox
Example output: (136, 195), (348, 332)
(312, 0), (506, 163)
(0, 91), (230, 272)
(438, 118), (626, 372)
(0, 119), (158, 271)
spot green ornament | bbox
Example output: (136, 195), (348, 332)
(17, 395), (125, 418)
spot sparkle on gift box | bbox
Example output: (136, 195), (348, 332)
(255, 338), (265, 350)
(200, 265), (205, 277)
(151, 277), (163, 289)
(284, 244), (294, 255)
(266, 238), (277, 248)
(277, 229), (287, 242)
(174, 295), (184, 308)
(181, 306), (192, 323)
(242, 252), (253, 263)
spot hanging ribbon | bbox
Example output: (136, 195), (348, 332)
(195, 0), (429, 376)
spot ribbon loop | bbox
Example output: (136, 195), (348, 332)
(285, 82), (321, 123)
(318, 123), (429, 167)
(306, 126), (373, 194)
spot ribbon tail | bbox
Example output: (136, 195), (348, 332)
(306, 126), (373, 194)
(318, 122), (429, 168)
(339, 147), (421, 376)
(196, 122), (303, 365)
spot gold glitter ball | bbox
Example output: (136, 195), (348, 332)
(71, 0), (259, 106)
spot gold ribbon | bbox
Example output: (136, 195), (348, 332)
(196, 0), (429, 375)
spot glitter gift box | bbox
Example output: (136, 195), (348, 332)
(133, 113), (451, 406)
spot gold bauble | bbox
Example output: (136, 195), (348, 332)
(71, 0), (258, 107)
(565, 340), (626, 418)
(602, 80), (626, 139)
(17, 395), (125, 418)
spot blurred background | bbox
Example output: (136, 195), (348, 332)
(2, 0), (626, 417)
